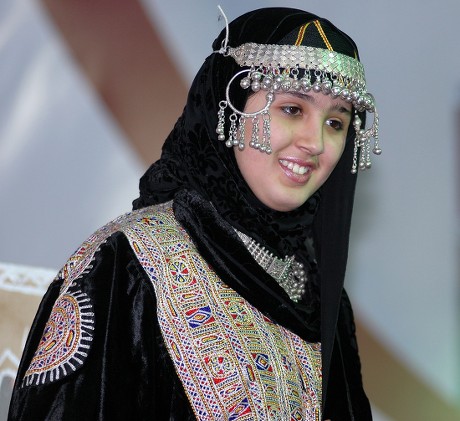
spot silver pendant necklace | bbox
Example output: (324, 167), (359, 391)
(235, 230), (307, 302)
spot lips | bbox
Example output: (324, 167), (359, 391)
(278, 158), (317, 184)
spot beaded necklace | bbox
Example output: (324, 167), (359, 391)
(235, 230), (307, 302)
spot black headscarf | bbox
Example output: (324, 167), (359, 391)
(133, 7), (361, 404)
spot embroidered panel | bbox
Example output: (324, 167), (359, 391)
(124, 206), (322, 420)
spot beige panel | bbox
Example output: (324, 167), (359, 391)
(0, 291), (42, 369)
(0, 264), (54, 416)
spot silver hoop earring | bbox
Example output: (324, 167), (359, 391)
(217, 69), (274, 154)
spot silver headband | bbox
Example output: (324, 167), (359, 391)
(216, 42), (381, 173)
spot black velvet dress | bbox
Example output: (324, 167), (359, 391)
(9, 8), (372, 420)
(8, 195), (369, 420)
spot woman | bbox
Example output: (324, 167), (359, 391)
(8, 7), (379, 420)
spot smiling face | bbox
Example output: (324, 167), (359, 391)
(234, 89), (352, 212)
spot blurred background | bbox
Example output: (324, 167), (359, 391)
(1, 0), (459, 419)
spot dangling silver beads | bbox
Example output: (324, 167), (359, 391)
(281, 77), (292, 92)
(292, 78), (302, 91)
(260, 112), (271, 154)
(237, 116), (246, 150)
(250, 116), (260, 149)
(312, 80), (322, 93)
(321, 79), (333, 94)
(226, 113), (237, 148)
(251, 71), (262, 92)
(262, 75), (273, 90)
(340, 88), (350, 101)
(300, 75), (311, 92)
(240, 76), (251, 89)
(272, 74), (282, 92)
(331, 82), (343, 98)
(312, 71), (322, 92)
(216, 100), (227, 142)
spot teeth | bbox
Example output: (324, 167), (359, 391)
(280, 160), (309, 175)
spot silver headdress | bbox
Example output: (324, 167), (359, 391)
(215, 13), (381, 173)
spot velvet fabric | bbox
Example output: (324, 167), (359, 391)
(9, 7), (372, 420)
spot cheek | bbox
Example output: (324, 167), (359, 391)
(323, 140), (346, 170)
(235, 147), (258, 182)
(336, 140), (347, 162)
(267, 123), (293, 152)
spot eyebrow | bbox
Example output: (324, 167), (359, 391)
(280, 91), (352, 115)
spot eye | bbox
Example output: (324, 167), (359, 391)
(281, 105), (302, 116)
(326, 118), (344, 131)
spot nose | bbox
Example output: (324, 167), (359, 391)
(295, 119), (324, 156)
(295, 116), (324, 156)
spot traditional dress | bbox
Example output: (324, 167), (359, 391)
(9, 8), (372, 420)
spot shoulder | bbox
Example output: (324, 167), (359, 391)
(60, 201), (180, 285)
(20, 202), (181, 388)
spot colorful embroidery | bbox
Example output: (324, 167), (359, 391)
(123, 205), (322, 420)
(23, 289), (93, 386)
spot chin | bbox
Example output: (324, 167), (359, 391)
(266, 199), (308, 212)
(258, 189), (313, 212)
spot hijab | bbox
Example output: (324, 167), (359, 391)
(133, 7), (362, 400)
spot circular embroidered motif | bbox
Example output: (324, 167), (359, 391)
(227, 301), (253, 326)
(23, 290), (94, 386)
(168, 257), (192, 287)
(205, 353), (235, 382)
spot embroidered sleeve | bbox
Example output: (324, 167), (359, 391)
(21, 275), (95, 386)
(20, 208), (148, 387)
(21, 239), (103, 387)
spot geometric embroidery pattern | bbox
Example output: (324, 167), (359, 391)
(123, 204), (322, 420)
(23, 289), (93, 386)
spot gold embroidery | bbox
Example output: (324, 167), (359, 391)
(314, 20), (333, 51)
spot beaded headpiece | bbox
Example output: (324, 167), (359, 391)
(215, 12), (381, 173)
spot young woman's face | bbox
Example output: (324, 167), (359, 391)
(235, 89), (352, 212)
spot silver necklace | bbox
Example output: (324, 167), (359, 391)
(235, 230), (307, 302)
